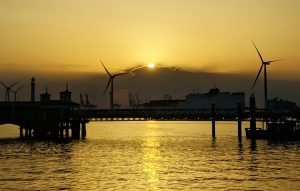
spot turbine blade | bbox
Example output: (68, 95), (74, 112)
(252, 64), (264, 90)
(268, 59), (282, 63)
(252, 41), (264, 62)
(100, 60), (112, 77)
(113, 72), (128, 77)
(0, 81), (8, 88)
(15, 85), (24, 92)
(8, 81), (20, 88)
(103, 78), (111, 95)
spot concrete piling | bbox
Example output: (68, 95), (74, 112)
(250, 94), (256, 139)
(237, 103), (242, 140)
(20, 127), (23, 138)
(71, 121), (80, 140)
(211, 104), (216, 138)
(81, 122), (86, 139)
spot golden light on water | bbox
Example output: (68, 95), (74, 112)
(142, 123), (162, 190)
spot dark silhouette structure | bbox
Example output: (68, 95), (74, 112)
(31, 77), (35, 102)
(101, 60), (127, 109)
(0, 78), (299, 140)
(11, 85), (24, 102)
(251, 41), (281, 109)
(249, 94), (257, 138)
(0, 81), (19, 102)
(0, 78), (86, 140)
(245, 94), (300, 140)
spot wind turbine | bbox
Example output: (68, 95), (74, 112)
(11, 85), (24, 102)
(251, 41), (281, 109)
(0, 81), (20, 102)
(101, 60), (127, 109)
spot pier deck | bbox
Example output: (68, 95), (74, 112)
(0, 102), (299, 140)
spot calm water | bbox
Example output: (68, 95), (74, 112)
(0, 121), (299, 191)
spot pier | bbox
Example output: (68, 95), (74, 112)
(0, 101), (88, 140)
(0, 97), (299, 140)
(0, 78), (299, 140)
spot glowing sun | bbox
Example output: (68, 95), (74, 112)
(147, 63), (155, 69)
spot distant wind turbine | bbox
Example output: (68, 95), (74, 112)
(101, 60), (127, 109)
(11, 85), (24, 102)
(251, 41), (282, 109)
(0, 81), (20, 102)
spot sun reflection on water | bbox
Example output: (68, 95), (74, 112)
(142, 123), (163, 190)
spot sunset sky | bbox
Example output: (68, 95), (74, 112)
(1, 0), (300, 106)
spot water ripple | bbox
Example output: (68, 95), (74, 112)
(0, 122), (299, 190)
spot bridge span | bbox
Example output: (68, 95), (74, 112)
(1, 100), (298, 140)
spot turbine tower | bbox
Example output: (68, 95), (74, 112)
(11, 85), (24, 102)
(101, 60), (127, 109)
(0, 81), (19, 102)
(251, 41), (281, 109)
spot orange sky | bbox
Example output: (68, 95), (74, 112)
(0, 0), (300, 79)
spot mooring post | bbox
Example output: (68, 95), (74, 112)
(71, 121), (80, 140)
(81, 122), (86, 139)
(55, 123), (60, 139)
(25, 128), (29, 138)
(250, 94), (256, 139)
(59, 122), (64, 139)
(20, 126), (24, 138)
(237, 103), (242, 140)
(29, 128), (32, 137)
(71, 122), (75, 139)
(65, 122), (69, 138)
(211, 104), (216, 138)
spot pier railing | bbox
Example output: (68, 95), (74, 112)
(72, 107), (292, 121)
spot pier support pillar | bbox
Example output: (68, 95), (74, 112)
(81, 122), (86, 139)
(54, 124), (59, 139)
(237, 103), (242, 140)
(20, 127), (24, 138)
(250, 94), (256, 139)
(60, 128), (64, 139)
(71, 121), (80, 140)
(65, 126), (69, 138)
(29, 128), (32, 137)
(211, 104), (216, 138)
(25, 128), (29, 138)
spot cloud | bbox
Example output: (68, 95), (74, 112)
(124, 63), (186, 77)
